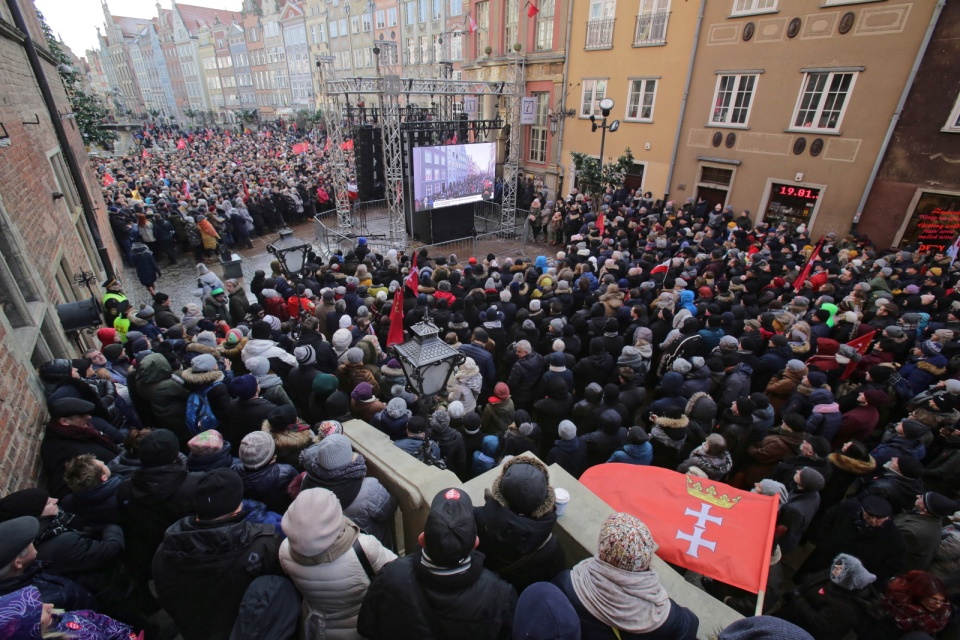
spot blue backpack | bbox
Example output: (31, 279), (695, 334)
(186, 381), (221, 436)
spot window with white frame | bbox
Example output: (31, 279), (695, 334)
(529, 92), (549, 163)
(388, 7), (398, 25)
(362, 13), (373, 31)
(351, 16), (360, 33)
(405, 2), (416, 24)
(339, 19), (347, 35)
(791, 71), (857, 132)
(505, 0), (519, 49)
(318, 23), (327, 41)
(580, 78), (608, 117)
(732, 0), (777, 15)
(535, 0), (555, 50)
(433, 0), (442, 20)
(419, 0), (429, 22)
(330, 20), (340, 37)
(635, 0), (669, 45)
(476, 1), (490, 53)
(945, 94), (960, 133)
(710, 73), (757, 126)
(450, 31), (463, 60)
(450, 0), (463, 16)
(626, 78), (657, 122)
(376, 10), (386, 28)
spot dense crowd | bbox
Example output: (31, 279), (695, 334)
(3, 125), (960, 639)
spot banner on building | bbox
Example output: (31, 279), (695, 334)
(520, 97), (537, 125)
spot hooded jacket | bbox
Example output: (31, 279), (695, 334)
(805, 389), (842, 443)
(474, 456), (566, 591)
(129, 353), (191, 445)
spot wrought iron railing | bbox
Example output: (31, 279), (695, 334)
(585, 18), (615, 50)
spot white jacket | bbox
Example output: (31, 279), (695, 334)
(241, 338), (298, 367)
(280, 532), (396, 639)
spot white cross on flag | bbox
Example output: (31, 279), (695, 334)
(581, 464), (779, 594)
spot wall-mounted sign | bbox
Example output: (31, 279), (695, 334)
(463, 96), (478, 115)
(520, 97), (537, 125)
(899, 191), (960, 252)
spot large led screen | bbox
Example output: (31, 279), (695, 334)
(411, 142), (496, 211)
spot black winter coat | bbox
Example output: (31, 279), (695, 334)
(546, 438), (588, 479)
(777, 572), (869, 640)
(224, 397), (280, 450)
(153, 516), (283, 640)
(357, 551), (517, 640)
(40, 422), (119, 498)
(507, 353), (544, 411)
(238, 463), (298, 514)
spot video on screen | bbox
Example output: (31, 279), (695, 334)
(411, 142), (496, 212)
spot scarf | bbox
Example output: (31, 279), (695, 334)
(37, 509), (78, 543)
(304, 456), (367, 507)
(256, 372), (284, 389)
(287, 519), (360, 567)
(570, 557), (670, 633)
(886, 598), (951, 634)
(46, 420), (119, 454)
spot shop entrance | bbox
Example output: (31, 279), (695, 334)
(760, 181), (823, 230)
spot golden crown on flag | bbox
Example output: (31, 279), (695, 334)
(686, 476), (741, 509)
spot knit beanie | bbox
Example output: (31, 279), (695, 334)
(191, 353), (217, 373)
(281, 488), (345, 557)
(225, 328), (243, 345)
(187, 429), (224, 455)
(830, 553), (877, 591)
(311, 373), (339, 397)
(719, 617), (814, 640)
(351, 382), (375, 402)
(558, 420), (577, 441)
(448, 400), (465, 419)
(597, 512), (658, 572)
(494, 382), (510, 400)
(0, 488), (48, 522)
(922, 492), (960, 518)
(672, 358), (692, 375)
(294, 345), (316, 366)
(512, 582), (580, 640)
(245, 356), (270, 377)
(267, 404), (299, 433)
(799, 467), (825, 492)
(196, 331), (217, 348)
(140, 429), (180, 467)
(386, 397), (410, 420)
(901, 419), (928, 440)
(463, 412), (481, 434)
(314, 434), (354, 470)
(195, 468), (245, 520)
(430, 409), (451, 432)
(315, 420), (344, 439)
(786, 359), (807, 372)
(346, 348), (364, 364)
(239, 431), (276, 471)
(229, 374), (258, 400)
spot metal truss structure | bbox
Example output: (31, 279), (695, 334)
(315, 56), (354, 228)
(317, 55), (526, 240)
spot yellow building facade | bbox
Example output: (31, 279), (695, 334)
(559, 0), (701, 201)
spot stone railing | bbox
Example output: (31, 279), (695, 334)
(342, 419), (742, 638)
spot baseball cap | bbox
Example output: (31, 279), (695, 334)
(422, 487), (476, 566)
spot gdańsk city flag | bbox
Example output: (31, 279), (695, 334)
(581, 464), (779, 595)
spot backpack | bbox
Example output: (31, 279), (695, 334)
(186, 381), (221, 436)
(416, 438), (447, 470)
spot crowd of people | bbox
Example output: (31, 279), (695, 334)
(3, 124), (960, 639)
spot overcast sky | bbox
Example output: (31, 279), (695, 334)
(34, 0), (243, 57)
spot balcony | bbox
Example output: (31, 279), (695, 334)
(633, 10), (668, 46)
(584, 18), (615, 50)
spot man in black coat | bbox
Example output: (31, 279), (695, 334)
(506, 340), (543, 412)
(799, 495), (907, 584)
(223, 374), (281, 449)
(153, 468), (283, 640)
(358, 487), (517, 640)
(40, 398), (120, 498)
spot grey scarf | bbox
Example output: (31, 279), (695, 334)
(570, 557), (670, 633)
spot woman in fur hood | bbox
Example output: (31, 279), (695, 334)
(473, 455), (567, 592)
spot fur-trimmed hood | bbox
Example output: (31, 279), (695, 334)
(489, 455), (556, 519)
(655, 414), (689, 430)
(261, 420), (315, 452)
(186, 341), (221, 356)
(180, 368), (224, 388)
(685, 392), (717, 422)
(220, 338), (248, 358)
(829, 452), (877, 476)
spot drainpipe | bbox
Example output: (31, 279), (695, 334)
(553, 0), (575, 199)
(6, 0), (115, 279)
(854, 0), (945, 230)
(663, 0), (705, 203)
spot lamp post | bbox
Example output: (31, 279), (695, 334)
(547, 107), (576, 137)
(392, 310), (465, 403)
(590, 97), (619, 174)
(266, 228), (311, 278)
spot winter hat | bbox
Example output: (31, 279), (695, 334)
(229, 374), (258, 400)
(945, 379), (960, 394)
(346, 347), (364, 364)
(267, 405), (299, 433)
(718, 616), (815, 640)
(672, 358), (692, 375)
(311, 373), (339, 397)
(498, 458), (551, 516)
(430, 409), (451, 432)
(861, 495), (893, 518)
(386, 397), (410, 419)
(617, 346), (643, 369)
(225, 328), (243, 345)
(785, 359), (807, 373)
(0, 517), (40, 568)
(884, 325), (904, 338)
(187, 429), (224, 455)
(239, 431), (276, 470)
(315, 420), (344, 439)
(921, 340), (942, 357)
(922, 492), (959, 518)
(195, 331), (218, 348)
(895, 455), (925, 479)
(264, 315), (281, 332)
(448, 401), (465, 419)
(195, 468), (245, 520)
(511, 581), (581, 640)
(381, 358), (404, 377)
(830, 554), (877, 591)
(294, 345), (316, 366)
(494, 382), (510, 400)
(558, 420), (577, 441)
(0, 488), (48, 522)
(757, 479), (788, 503)
(332, 329), (352, 351)
(314, 434), (354, 470)
(191, 353), (218, 373)
(140, 429), (180, 467)
(798, 467), (825, 492)
(628, 426), (650, 445)
(463, 412), (481, 434)
(806, 371), (828, 388)
(351, 382), (375, 402)
(136, 306), (155, 320)
(245, 356), (270, 377)
(597, 512), (658, 573)
(900, 419), (928, 440)
(423, 487), (477, 566)
(282, 488), (346, 557)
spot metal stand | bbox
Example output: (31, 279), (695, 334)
(316, 56), (354, 229)
(374, 42), (406, 244)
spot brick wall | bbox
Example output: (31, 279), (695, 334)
(0, 0), (123, 491)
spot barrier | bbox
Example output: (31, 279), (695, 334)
(340, 418), (743, 639)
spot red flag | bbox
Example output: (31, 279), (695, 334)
(793, 236), (825, 292)
(468, 14), (477, 33)
(596, 211), (605, 236)
(293, 121), (298, 131)
(581, 465), (779, 594)
(242, 175), (250, 202)
(177, 138), (186, 150)
(526, 1), (539, 17)
(293, 142), (310, 154)
(102, 173), (115, 187)
(226, 136), (232, 146)
(650, 257), (673, 275)
(386, 289), (406, 347)
(405, 252), (419, 295)
(158, 167), (165, 179)
(265, 130), (273, 138)
(840, 330), (877, 381)
(340, 139), (354, 151)
(323, 137), (332, 152)
(182, 180), (190, 197)
(141, 148), (148, 159)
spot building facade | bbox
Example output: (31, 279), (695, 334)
(670, 0), (941, 237)
(859, 0), (956, 250)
